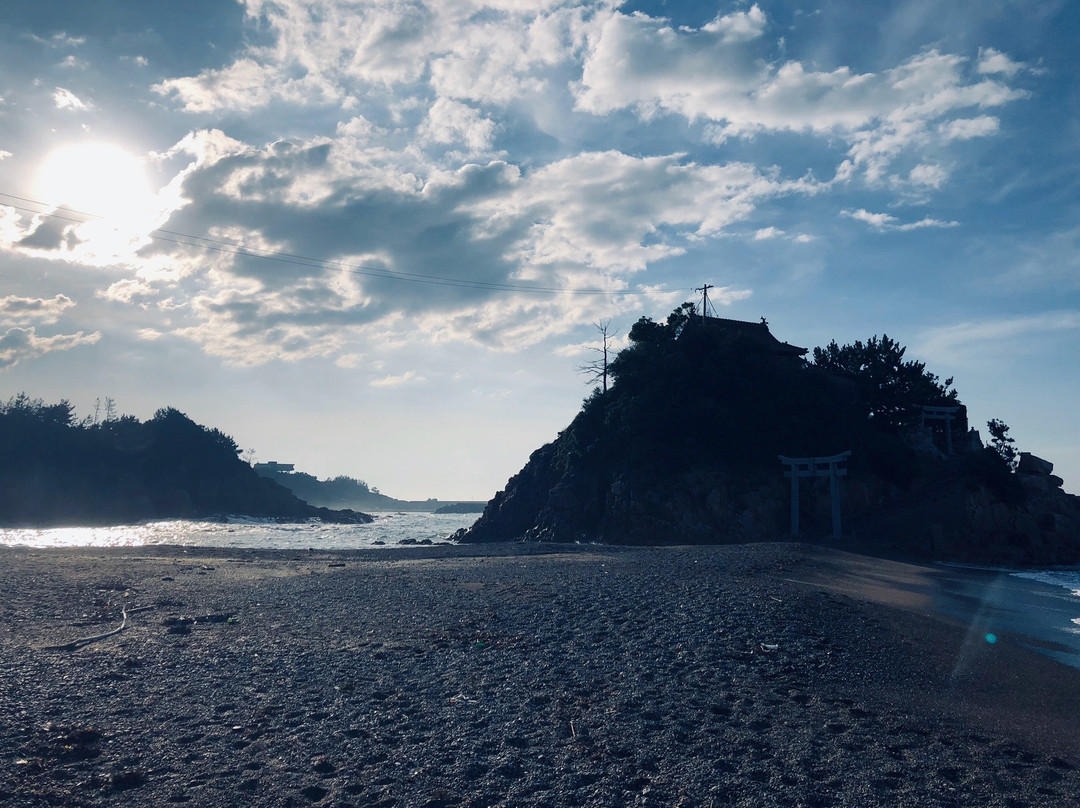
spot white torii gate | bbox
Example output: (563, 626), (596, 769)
(779, 451), (851, 538)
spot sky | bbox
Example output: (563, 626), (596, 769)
(0, 0), (1077, 501)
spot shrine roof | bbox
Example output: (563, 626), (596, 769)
(697, 315), (808, 357)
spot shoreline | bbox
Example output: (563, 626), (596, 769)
(790, 546), (1080, 671)
(2, 542), (1078, 806)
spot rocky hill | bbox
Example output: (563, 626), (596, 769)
(457, 307), (1080, 565)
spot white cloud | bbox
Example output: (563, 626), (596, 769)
(155, 0), (587, 113)
(99, 279), (158, 304)
(172, 295), (347, 367)
(9, 205), (169, 271)
(708, 286), (752, 305)
(842, 208), (958, 231)
(553, 329), (629, 358)
(0, 151), (11, 160)
(427, 9), (564, 104)
(420, 98), (497, 152)
(30, 32), (85, 48)
(56, 123), (816, 364)
(0, 294), (75, 325)
(147, 2), (1030, 213)
(473, 150), (817, 273)
(53, 87), (90, 110)
(701, 5), (767, 44)
(897, 216), (958, 231)
(579, 20), (1021, 132)
(576, 11), (1025, 183)
(843, 208), (894, 228)
(918, 311), (1080, 367)
(156, 57), (284, 114)
(940, 115), (999, 140)
(576, 9), (769, 122)
(34, 3), (1027, 368)
(0, 206), (24, 244)
(977, 47), (1024, 77)
(334, 352), (365, 368)
(907, 163), (948, 189)
(370, 369), (425, 387)
(149, 0), (1030, 198)
(163, 127), (249, 166)
(0, 327), (100, 370)
(753, 226), (784, 240)
(751, 226), (817, 243)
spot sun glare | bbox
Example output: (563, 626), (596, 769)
(37, 142), (154, 224)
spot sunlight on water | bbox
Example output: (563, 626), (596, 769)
(0, 512), (478, 550)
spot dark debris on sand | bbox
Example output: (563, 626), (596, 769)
(0, 543), (1077, 807)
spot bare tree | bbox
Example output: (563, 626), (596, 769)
(577, 320), (617, 394)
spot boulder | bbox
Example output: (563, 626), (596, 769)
(1017, 452), (1054, 476)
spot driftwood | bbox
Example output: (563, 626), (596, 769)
(43, 605), (155, 652)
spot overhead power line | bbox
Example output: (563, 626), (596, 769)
(0, 191), (673, 297)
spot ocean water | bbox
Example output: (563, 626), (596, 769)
(1012, 569), (1080, 599)
(1011, 569), (1080, 642)
(938, 566), (1080, 669)
(934, 563), (1080, 667)
(0, 511), (479, 550)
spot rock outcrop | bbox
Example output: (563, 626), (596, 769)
(457, 311), (1080, 565)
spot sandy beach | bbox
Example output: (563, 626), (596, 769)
(1, 541), (1078, 807)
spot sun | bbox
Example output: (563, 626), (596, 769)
(36, 142), (154, 224)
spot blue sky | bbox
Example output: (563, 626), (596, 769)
(0, 0), (1077, 500)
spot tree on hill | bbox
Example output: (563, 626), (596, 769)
(577, 320), (617, 394)
(812, 335), (958, 429)
(0, 392), (77, 427)
(986, 418), (1018, 469)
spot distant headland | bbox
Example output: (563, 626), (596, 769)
(0, 396), (371, 528)
(250, 463), (485, 514)
(457, 305), (1080, 566)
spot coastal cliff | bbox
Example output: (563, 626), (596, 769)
(458, 308), (1080, 565)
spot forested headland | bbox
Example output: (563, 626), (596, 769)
(0, 395), (370, 527)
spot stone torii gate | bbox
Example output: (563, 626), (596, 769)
(779, 451), (851, 538)
(918, 405), (961, 455)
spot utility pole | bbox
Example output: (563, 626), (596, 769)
(694, 284), (713, 324)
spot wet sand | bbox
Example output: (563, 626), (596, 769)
(1, 542), (1077, 807)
